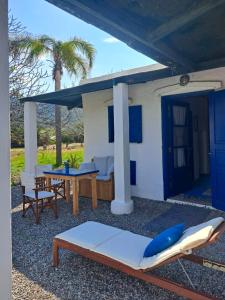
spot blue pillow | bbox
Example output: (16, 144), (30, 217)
(143, 224), (184, 258)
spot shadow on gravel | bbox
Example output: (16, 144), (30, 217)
(143, 204), (211, 232)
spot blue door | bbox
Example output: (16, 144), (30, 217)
(209, 90), (225, 211)
(162, 98), (193, 198)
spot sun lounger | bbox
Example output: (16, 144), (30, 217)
(53, 217), (225, 300)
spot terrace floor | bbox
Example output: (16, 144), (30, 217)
(12, 186), (225, 300)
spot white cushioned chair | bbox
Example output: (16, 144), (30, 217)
(79, 156), (114, 201)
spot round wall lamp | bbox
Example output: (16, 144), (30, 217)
(180, 74), (190, 86)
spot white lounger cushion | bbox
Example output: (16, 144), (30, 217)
(56, 217), (224, 270)
(140, 217), (224, 270)
(179, 216), (223, 250)
(96, 231), (151, 269)
(56, 221), (122, 250)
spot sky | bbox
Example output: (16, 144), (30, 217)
(9, 0), (155, 91)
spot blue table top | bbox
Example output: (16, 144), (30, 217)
(43, 168), (99, 177)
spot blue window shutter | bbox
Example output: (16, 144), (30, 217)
(108, 106), (114, 143)
(108, 105), (142, 143)
(130, 160), (136, 185)
(129, 105), (142, 143)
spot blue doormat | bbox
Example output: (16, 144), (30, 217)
(143, 204), (211, 233)
(184, 176), (211, 200)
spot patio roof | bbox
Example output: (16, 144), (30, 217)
(21, 64), (174, 108)
(46, 0), (225, 73)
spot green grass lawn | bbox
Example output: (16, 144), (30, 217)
(11, 147), (84, 185)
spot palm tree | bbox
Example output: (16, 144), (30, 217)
(17, 35), (95, 165)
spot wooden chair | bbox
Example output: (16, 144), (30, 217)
(53, 218), (225, 300)
(22, 181), (58, 224)
(35, 176), (66, 200)
(35, 164), (66, 200)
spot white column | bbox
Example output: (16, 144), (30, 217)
(0, 0), (12, 298)
(111, 83), (134, 214)
(21, 102), (37, 189)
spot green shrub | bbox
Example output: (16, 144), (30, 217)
(68, 153), (82, 169)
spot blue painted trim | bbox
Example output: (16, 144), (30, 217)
(107, 104), (114, 143)
(108, 105), (142, 143)
(161, 89), (212, 200)
(112, 79), (117, 86)
(129, 105), (142, 143)
(108, 106), (114, 143)
(44, 169), (99, 177)
(21, 67), (173, 107)
(209, 91), (217, 210)
(161, 97), (169, 200)
(209, 89), (225, 211)
(130, 160), (136, 185)
(165, 90), (212, 100)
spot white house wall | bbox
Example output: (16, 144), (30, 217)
(82, 67), (225, 201)
(83, 89), (114, 159)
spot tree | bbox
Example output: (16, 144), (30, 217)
(15, 35), (95, 165)
(9, 14), (49, 147)
(62, 108), (84, 143)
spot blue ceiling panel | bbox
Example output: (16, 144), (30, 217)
(46, 0), (225, 72)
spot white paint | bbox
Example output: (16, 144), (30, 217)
(167, 199), (216, 211)
(156, 81), (221, 97)
(103, 96), (133, 106)
(82, 66), (225, 201)
(83, 89), (114, 160)
(111, 83), (133, 214)
(21, 102), (37, 189)
(81, 63), (166, 85)
(0, 0), (12, 298)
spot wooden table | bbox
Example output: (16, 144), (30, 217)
(44, 169), (98, 215)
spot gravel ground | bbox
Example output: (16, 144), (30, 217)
(12, 186), (225, 300)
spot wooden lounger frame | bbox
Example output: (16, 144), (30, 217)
(53, 222), (225, 300)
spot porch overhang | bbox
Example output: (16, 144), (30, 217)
(46, 0), (225, 73)
(21, 64), (173, 108)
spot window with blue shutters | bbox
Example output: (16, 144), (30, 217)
(108, 105), (142, 143)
